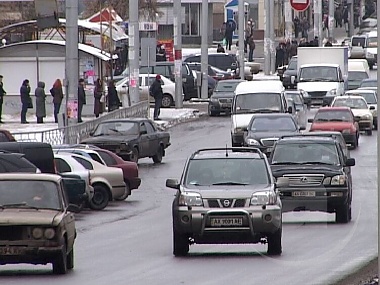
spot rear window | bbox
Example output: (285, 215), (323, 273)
(351, 37), (366, 47)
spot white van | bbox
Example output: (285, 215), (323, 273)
(366, 30), (377, 69)
(231, 80), (289, 146)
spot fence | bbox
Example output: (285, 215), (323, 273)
(11, 101), (149, 145)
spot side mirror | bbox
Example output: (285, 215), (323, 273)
(275, 177), (289, 188)
(345, 157), (356, 167)
(308, 118), (314, 123)
(370, 106), (375, 110)
(67, 204), (81, 213)
(166, 178), (180, 189)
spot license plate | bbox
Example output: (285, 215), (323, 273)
(221, 103), (231, 108)
(292, 191), (316, 197)
(0, 247), (25, 255)
(312, 100), (323, 104)
(210, 217), (243, 227)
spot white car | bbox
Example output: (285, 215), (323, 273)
(331, 95), (374, 135)
(116, 74), (177, 108)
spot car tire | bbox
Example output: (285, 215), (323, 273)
(129, 147), (139, 164)
(67, 248), (74, 270)
(173, 227), (189, 257)
(52, 242), (67, 274)
(352, 135), (358, 149)
(115, 182), (130, 201)
(89, 184), (109, 210)
(152, 145), (164, 163)
(267, 228), (282, 256)
(336, 203), (351, 223)
(366, 129), (373, 136)
(162, 94), (174, 108)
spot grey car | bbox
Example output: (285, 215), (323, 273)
(208, 79), (245, 116)
(166, 147), (282, 256)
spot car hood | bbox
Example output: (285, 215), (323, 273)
(0, 209), (63, 226)
(184, 185), (273, 198)
(351, 109), (372, 117)
(211, 91), (234, 98)
(246, 130), (299, 142)
(297, 82), (338, 92)
(310, 122), (353, 131)
(271, 164), (343, 176)
(81, 135), (138, 144)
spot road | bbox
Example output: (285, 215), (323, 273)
(0, 73), (377, 285)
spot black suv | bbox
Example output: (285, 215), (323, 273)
(166, 147), (282, 256)
(269, 136), (355, 223)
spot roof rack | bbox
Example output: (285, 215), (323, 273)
(192, 147), (265, 159)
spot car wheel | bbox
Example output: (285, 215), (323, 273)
(173, 226), (189, 257)
(267, 228), (282, 256)
(89, 184), (109, 210)
(67, 248), (74, 270)
(52, 241), (67, 274)
(162, 94), (173, 108)
(152, 145), (164, 163)
(336, 203), (351, 223)
(366, 129), (373, 136)
(129, 147), (139, 163)
(115, 182), (130, 201)
(369, 64), (374, 70)
(352, 135), (358, 149)
(208, 106), (218, 117)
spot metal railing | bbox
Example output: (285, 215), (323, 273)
(12, 101), (149, 145)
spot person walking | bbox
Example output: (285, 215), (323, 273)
(50, 79), (63, 123)
(150, 74), (163, 120)
(248, 35), (256, 62)
(20, 79), (31, 124)
(0, 75), (6, 123)
(107, 80), (121, 112)
(35, 81), (46, 124)
(224, 19), (235, 51)
(77, 78), (86, 123)
(93, 78), (103, 118)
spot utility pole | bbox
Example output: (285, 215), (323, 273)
(284, 0), (293, 40)
(65, 0), (79, 131)
(313, 0), (322, 45)
(348, 0), (355, 37)
(328, 0), (334, 40)
(128, 0), (139, 105)
(269, 0), (275, 74)
(201, 0), (208, 99)
(173, 0), (183, 108)
(238, 0), (245, 80)
(264, 0), (270, 75)
(109, 5), (114, 81)
(376, 0), (380, 280)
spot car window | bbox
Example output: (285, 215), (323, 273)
(186, 56), (201, 63)
(234, 93), (282, 112)
(0, 133), (10, 142)
(332, 97), (368, 109)
(355, 92), (377, 104)
(72, 157), (94, 170)
(314, 110), (353, 122)
(215, 81), (241, 92)
(348, 71), (369, 80)
(93, 121), (139, 136)
(140, 66), (151, 74)
(250, 117), (297, 132)
(287, 59), (297, 70)
(140, 122), (147, 134)
(182, 65), (190, 75)
(360, 80), (377, 88)
(54, 158), (72, 173)
(154, 66), (169, 77)
(97, 151), (117, 166)
(139, 76), (143, 86)
(145, 121), (155, 133)
(285, 93), (303, 105)
(88, 153), (104, 164)
(351, 37), (366, 47)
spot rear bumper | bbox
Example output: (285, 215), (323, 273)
(128, 177), (141, 190)
(358, 120), (372, 131)
(342, 133), (356, 145)
(112, 184), (127, 199)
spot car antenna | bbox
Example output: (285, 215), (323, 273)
(225, 144), (228, 157)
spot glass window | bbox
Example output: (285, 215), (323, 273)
(97, 151), (117, 166)
(332, 97), (368, 109)
(351, 37), (366, 47)
(54, 158), (72, 173)
(93, 121), (139, 136)
(360, 80), (377, 88)
(0, 133), (10, 142)
(145, 121), (155, 133)
(299, 66), (338, 81)
(73, 157), (94, 170)
(353, 92), (377, 104)
(367, 36), (377, 47)
(234, 93), (282, 112)
(140, 122), (147, 134)
(182, 65), (190, 75)
(184, 4), (199, 36)
(285, 93), (303, 104)
(348, 71), (369, 80)
(287, 59), (297, 70)
(89, 153), (103, 164)
(250, 117), (297, 132)
(153, 66), (169, 77)
(314, 110), (353, 122)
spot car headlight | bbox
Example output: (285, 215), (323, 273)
(250, 191), (277, 206)
(330, 175), (346, 185)
(32, 227), (43, 239)
(210, 98), (218, 103)
(179, 192), (203, 206)
(342, 129), (352, 134)
(326, 89), (337, 96)
(44, 228), (56, 240)
(246, 138), (260, 145)
(362, 114), (372, 120)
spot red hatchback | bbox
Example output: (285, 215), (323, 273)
(309, 107), (360, 149)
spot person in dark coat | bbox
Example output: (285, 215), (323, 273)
(77, 78), (86, 123)
(0, 75), (6, 123)
(224, 19), (236, 51)
(288, 40), (298, 58)
(275, 41), (286, 69)
(93, 78), (103, 118)
(156, 44), (167, 62)
(50, 79), (63, 123)
(150, 74), (163, 120)
(35, 81), (46, 124)
(107, 80), (121, 112)
(20, 79), (31, 124)
(248, 35), (256, 62)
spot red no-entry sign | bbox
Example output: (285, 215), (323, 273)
(290, 0), (311, 12)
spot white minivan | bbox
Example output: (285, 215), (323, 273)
(231, 80), (289, 146)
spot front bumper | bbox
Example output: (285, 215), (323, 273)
(209, 102), (232, 113)
(358, 119), (372, 131)
(303, 96), (335, 106)
(128, 177), (141, 190)
(231, 133), (244, 146)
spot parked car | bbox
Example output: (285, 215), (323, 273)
(282, 56), (298, 89)
(269, 136), (355, 223)
(0, 173), (78, 274)
(309, 106), (360, 148)
(208, 79), (245, 116)
(186, 62), (235, 81)
(81, 118), (171, 164)
(166, 147), (282, 256)
(284, 90), (308, 130)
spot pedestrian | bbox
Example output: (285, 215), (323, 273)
(50, 79), (63, 123)
(293, 16), (300, 38)
(217, 43), (225, 53)
(343, 5), (349, 32)
(35, 81), (46, 124)
(244, 21), (253, 53)
(77, 78), (86, 123)
(248, 35), (256, 62)
(150, 74), (163, 120)
(156, 44), (167, 62)
(301, 17), (309, 39)
(93, 78), (103, 118)
(275, 41), (286, 69)
(20, 79), (31, 124)
(0, 75), (6, 123)
(288, 39), (298, 58)
(107, 79), (121, 112)
(224, 19), (236, 51)
(324, 38), (333, 47)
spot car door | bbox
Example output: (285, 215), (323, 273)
(138, 121), (150, 157)
(60, 181), (76, 250)
(145, 121), (159, 156)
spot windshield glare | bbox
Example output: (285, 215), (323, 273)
(272, 143), (340, 165)
(234, 93), (282, 111)
(314, 110), (353, 122)
(93, 121), (139, 136)
(215, 82), (241, 92)
(184, 158), (269, 186)
(332, 98), (368, 109)
(250, 117), (297, 132)
(0, 180), (61, 210)
(299, 66), (338, 81)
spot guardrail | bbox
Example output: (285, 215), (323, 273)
(12, 101), (149, 145)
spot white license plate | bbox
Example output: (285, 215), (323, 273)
(221, 103), (231, 108)
(292, 191), (316, 197)
(312, 100), (323, 104)
(0, 247), (25, 255)
(210, 217), (243, 227)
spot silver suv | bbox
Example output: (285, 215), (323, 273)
(166, 147), (282, 256)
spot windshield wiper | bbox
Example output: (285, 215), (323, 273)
(329, 119), (344, 121)
(271, 162), (302, 165)
(300, 161), (335, 165)
(315, 118), (329, 122)
(212, 182), (249, 186)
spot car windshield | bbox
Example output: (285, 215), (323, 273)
(272, 143), (340, 165)
(299, 66), (338, 81)
(360, 80), (377, 88)
(287, 59), (297, 70)
(348, 71), (369, 81)
(234, 93), (282, 112)
(348, 92), (377, 104)
(184, 158), (269, 187)
(0, 180), (61, 210)
(215, 81), (241, 92)
(314, 110), (353, 122)
(250, 116), (297, 132)
(93, 121), (139, 136)
(332, 98), (368, 109)
(284, 93), (303, 104)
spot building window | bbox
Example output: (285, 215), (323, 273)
(184, 4), (199, 36)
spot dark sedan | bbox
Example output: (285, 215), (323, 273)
(80, 118), (171, 164)
(208, 79), (245, 116)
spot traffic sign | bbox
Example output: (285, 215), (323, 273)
(290, 0), (310, 12)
